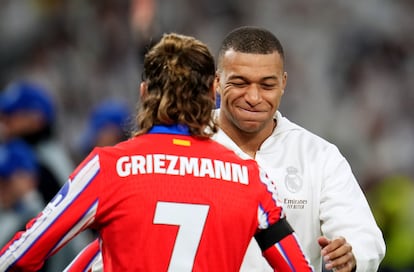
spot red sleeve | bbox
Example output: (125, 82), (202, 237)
(262, 234), (313, 272)
(0, 152), (102, 271)
(65, 239), (101, 272)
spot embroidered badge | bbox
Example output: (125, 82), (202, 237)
(285, 166), (303, 193)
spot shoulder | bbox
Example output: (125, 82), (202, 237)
(275, 112), (344, 159)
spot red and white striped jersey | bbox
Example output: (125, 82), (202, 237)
(0, 125), (312, 271)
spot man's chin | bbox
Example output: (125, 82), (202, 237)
(237, 121), (263, 134)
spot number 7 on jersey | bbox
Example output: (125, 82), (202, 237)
(153, 201), (210, 271)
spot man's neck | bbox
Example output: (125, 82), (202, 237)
(218, 118), (276, 159)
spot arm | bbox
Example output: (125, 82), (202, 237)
(0, 153), (101, 271)
(319, 146), (386, 272)
(255, 165), (313, 271)
(64, 238), (101, 272)
(255, 218), (313, 272)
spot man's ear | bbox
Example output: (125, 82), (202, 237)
(140, 82), (148, 98)
(282, 72), (288, 95)
(214, 75), (221, 95)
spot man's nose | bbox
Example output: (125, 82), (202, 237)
(244, 85), (261, 105)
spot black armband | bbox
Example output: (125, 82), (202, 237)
(254, 217), (294, 251)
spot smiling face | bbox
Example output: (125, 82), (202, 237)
(216, 49), (287, 139)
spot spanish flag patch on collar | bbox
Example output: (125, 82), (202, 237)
(173, 138), (191, 146)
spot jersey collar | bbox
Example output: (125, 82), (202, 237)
(148, 124), (190, 135)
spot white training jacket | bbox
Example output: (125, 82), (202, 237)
(213, 110), (385, 272)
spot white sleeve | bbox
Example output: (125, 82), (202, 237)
(319, 145), (386, 272)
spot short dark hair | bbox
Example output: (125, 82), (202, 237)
(217, 26), (285, 70)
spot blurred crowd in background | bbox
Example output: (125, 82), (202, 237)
(0, 0), (413, 271)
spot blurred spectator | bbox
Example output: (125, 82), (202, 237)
(0, 80), (93, 271)
(0, 80), (55, 140)
(0, 139), (44, 247)
(75, 99), (132, 162)
(329, 29), (414, 183)
(367, 175), (414, 271)
(0, 80), (73, 200)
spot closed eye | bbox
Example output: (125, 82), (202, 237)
(261, 84), (277, 90)
(229, 82), (248, 88)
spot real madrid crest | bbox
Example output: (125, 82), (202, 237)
(285, 166), (303, 193)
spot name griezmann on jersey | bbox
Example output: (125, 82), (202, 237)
(116, 154), (249, 184)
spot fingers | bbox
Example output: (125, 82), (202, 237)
(320, 236), (356, 272)
(321, 236), (348, 256)
(325, 252), (354, 272)
(317, 236), (330, 248)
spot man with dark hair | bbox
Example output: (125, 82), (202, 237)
(214, 26), (385, 272)
(0, 32), (313, 272)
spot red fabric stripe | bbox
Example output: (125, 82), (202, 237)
(262, 234), (313, 271)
